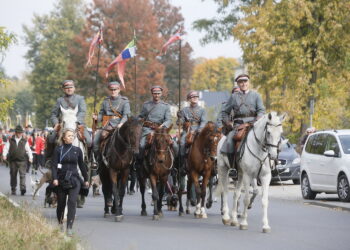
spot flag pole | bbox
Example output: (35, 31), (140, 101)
(133, 30), (137, 115)
(178, 38), (182, 176)
(91, 26), (102, 183)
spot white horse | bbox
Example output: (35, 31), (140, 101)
(59, 106), (86, 159)
(216, 112), (286, 233)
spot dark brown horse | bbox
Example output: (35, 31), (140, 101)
(178, 121), (221, 218)
(99, 117), (143, 221)
(138, 125), (174, 220)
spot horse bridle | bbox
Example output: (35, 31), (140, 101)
(252, 122), (282, 152)
(149, 132), (174, 170)
(244, 121), (282, 177)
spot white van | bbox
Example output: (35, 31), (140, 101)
(300, 130), (350, 202)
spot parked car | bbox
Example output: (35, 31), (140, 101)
(271, 139), (301, 184)
(300, 129), (350, 202)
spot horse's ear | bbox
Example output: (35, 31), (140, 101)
(268, 113), (272, 120)
(279, 112), (287, 122)
(166, 124), (173, 133)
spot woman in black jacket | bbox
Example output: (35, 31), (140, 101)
(52, 128), (89, 236)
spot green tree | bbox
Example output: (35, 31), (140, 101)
(0, 28), (16, 123)
(24, 0), (84, 128)
(191, 57), (238, 91)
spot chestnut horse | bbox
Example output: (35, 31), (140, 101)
(138, 125), (174, 220)
(179, 122), (221, 218)
(99, 117), (143, 221)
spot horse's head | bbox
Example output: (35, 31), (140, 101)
(200, 122), (222, 161)
(120, 117), (143, 155)
(153, 124), (173, 164)
(60, 106), (78, 130)
(264, 112), (286, 160)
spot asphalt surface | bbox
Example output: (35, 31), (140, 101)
(1, 163), (350, 250)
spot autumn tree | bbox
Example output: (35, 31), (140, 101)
(152, 0), (194, 105)
(24, 0), (85, 127)
(191, 57), (238, 91)
(233, 0), (350, 137)
(69, 0), (166, 115)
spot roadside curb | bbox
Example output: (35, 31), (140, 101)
(304, 201), (350, 213)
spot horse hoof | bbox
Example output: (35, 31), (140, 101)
(115, 215), (124, 222)
(262, 227), (271, 233)
(240, 224), (248, 230)
(230, 221), (239, 227)
(206, 202), (212, 209)
(222, 218), (231, 225)
(158, 212), (163, 218)
(104, 213), (110, 218)
(141, 211), (147, 216)
(248, 205), (252, 210)
(179, 212), (184, 217)
(201, 213), (207, 219)
(194, 213), (201, 219)
(153, 215), (159, 221)
(186, 209), (190, 214)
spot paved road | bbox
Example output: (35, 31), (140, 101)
(1, 164), (350, 250)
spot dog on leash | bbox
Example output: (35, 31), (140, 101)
(91, 175), (101, 197)
(166, 185), (179, 211)
(30, 175), (41, 197)
(32, 167), (57, 208)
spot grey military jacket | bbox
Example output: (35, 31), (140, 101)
(51, 94), (86, 125)
(177, 104), (206, 130)
(97, 96), (130, 128)
(138, 101), (172, 128)
(222, 90), (265, 123)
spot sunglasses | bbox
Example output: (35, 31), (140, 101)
(109, 88), (119, 91)
(237, 80), (248, 83)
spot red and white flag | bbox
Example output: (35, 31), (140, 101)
(85, 28), (103, 67)
(160, 28), (182, 55)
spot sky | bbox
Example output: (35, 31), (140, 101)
(0, 0), (242, 78)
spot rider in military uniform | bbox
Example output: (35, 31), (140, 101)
(92, 81), (130, 159)
(50, 80), (92, 147)
(136, 86), (176, 168)
(220, 74), (266, 177)
(177, 90), (206, 166)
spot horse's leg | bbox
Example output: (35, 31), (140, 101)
(205, 175), (213, 209)
(199, 171), (211, 219)
(109, 169), (120, 222)
(248, 178), (259, 209)
(191, 171), (202, 218)
(239, 172), (251, 230)
(178, 175), (185, 216)
(115, 169), (129, 222)
(260, 172), (271, 233)
(158, 177), (166, 218)
(231, 170), (243, 227)
(150, 174), (159, 220)
(217, 154), (230, 225)
(100, 168), (112, 217)
(138, 175), (147, 216)
(186, 175), (192, 214)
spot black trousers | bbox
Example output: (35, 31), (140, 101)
(56, 180), (81, 228)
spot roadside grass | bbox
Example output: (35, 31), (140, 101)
(0, 196), (77, 250)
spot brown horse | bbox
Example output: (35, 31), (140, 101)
(99, 117), (143, 221)
(179, 121), (221, 218)
(138, 125), (174, 220)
